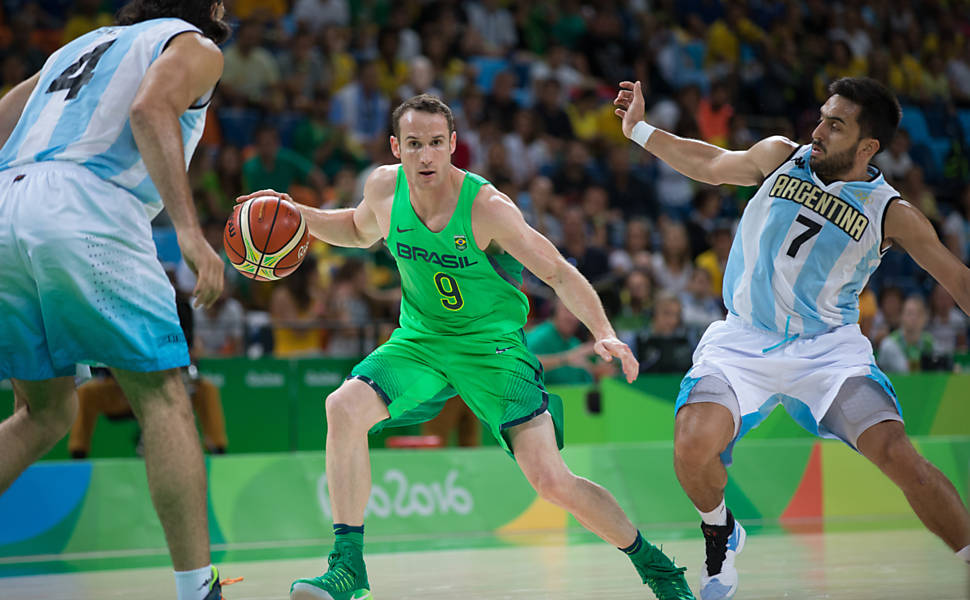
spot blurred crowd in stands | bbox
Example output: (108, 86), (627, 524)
(3, 0), (970, 376)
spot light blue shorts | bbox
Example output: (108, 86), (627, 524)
(0, 162), (189, 380)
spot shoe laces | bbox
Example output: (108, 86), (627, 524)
(637, 545), (694, 600)
(701, 521), (731, 576)
(640, 560), (692, 599)
(209, 574), (243, 600)
(321, 549), (359, 593)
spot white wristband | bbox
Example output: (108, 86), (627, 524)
(631, 120), (656, 147)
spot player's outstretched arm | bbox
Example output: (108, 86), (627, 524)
(130, 32), (224, 308)
(886, 199), (970, 316)
(0, 73), (39, 149)
(237, 166), (388, 248)
(476, 192), (639, 383)
(613, 80), (797, 186)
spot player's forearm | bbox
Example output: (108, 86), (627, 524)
(549, 262), (616, 341)
(633, 127), (727, 185)
(130, 103), (202, 238)
(298, 206), (368, 248)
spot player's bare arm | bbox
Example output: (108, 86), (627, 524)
(0, 73), (39, 148)
(473, 189), (639, 383)
(238, 165), (393, 248)
(885, 199), (970, 316)
(130, 31), (224, 308)
(613, 80), (797, 186)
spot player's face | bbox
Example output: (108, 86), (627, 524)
(391, 110), (457, 189)
(810, 95), (867, 180)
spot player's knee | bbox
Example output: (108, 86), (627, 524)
(673, 425), (721, 467)
(325, 389), (364, 429)
(872, 434), (924, 480)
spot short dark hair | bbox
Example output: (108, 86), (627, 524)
(391, 94), (454, 139)
(116, 0), (231, 44)
(827, 77), (901, 154)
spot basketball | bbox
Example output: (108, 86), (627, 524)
(223, 196), (310, 281)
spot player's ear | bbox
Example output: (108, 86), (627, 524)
(449, 130), (457, 155)
(860, 136), (879, 159)
(390, 135), (401, 159)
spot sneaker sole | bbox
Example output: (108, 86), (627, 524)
(290, 583), (372, 600)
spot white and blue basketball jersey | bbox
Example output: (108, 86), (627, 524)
(0, 18), (211, 218)
(723, 144), (899, 337)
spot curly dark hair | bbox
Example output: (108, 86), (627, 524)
(116, 0), (231, 44)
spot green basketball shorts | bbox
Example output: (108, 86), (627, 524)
(349, 327), (564, 456)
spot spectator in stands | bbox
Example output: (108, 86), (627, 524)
(559, 206), (611, 293)
(604, 144), (656, 218)
(614, 269), (654, 347)
(651, 221), (693, 297)
(502, 108), (550, 186)
(878, 295), (939, 373)
(873, 128), (914, 184)
(465, 0), (518, 56)
(609, 218), (652, 278)
(534, 78), (575, 146)
(887, 33), (924, 100)
(375, 26), (408, 100)
(242, 124), (328, 205)
(697, 80), (734, 148)
(0, 54), (26, 97)
(193, 289), (246, 357)
(397, 55), (443, 101)
(871, 285), (906, 348)
(635, 292), (694, 374)
(326, 258), (377, 357)
(278, 28), (330, 110)
(899, 166), (940, 225)
(220, 19), (282, 111)
(292, 0), (350, 32)
(329, 59), (391, 151)
(942, 184), (970, 263)
(196, 145), (243, 220)
(680, 268), (724, 333)
(946, 40), (970, 106)
(814, 39), (867, 102)
(927, 284), (969, 355)
(270, 255), (325, 357)
(527, 300), (609, 385)
(687, 188), (722, 259)
(519, 175), (564, 248)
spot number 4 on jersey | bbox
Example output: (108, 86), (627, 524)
(46, 39), (116, 100)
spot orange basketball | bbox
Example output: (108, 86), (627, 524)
(224, 196), (310, 281)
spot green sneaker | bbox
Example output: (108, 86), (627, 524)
(632, 543), (696, 600)
(290, 543), (372, 600)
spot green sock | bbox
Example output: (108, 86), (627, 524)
(333, 524), (364, 552)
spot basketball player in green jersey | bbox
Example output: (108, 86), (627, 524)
(241, 94), (695, 600)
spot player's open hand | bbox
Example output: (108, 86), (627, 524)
(235, 189), (294, 205)
(613, 81), (645, 139)
(179, 232), (224, 309)
(593, 336), (639, 383)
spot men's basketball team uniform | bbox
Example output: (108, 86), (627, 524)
(350, 166), (563, 454)
(677, 144), (902, 463)
(0, 19), (211, 379)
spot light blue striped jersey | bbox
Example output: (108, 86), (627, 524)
(0, 18), (211, 218)
(723, 144), (899, 337)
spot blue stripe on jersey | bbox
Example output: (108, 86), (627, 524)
(722, 228), (744, 315)
(34, 31), (139, 163)
(749, 199), (801, 331)
(791, 224), (851, 336)
(837, 244), (881, 326)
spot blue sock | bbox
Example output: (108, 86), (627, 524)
(619, 530), (645, 555)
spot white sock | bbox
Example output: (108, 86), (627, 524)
(698, 499), (728, 526)
(175, 565), (215, 600)
(957, 545), (970, 564)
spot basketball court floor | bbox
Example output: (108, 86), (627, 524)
(3, 528), (966, 599)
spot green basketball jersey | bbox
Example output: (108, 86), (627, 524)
(386, 166), (530, 337)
